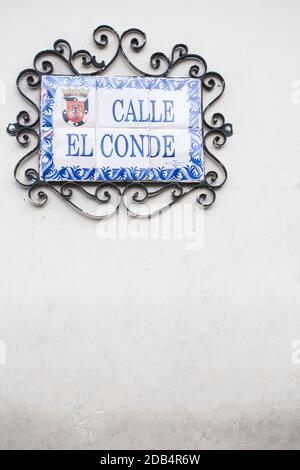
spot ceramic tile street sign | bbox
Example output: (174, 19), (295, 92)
(40, 76), (204, 182)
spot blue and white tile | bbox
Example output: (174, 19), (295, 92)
(148, 128), (204, 181)
(149, 77), (201, 129)
(51, 127), (96, 171)
(96, 76), (150, 128)
(95, 127), (150, 181)
(42, 75), (97, 129)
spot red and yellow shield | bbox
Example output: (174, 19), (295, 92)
(62, 88), (89, 127)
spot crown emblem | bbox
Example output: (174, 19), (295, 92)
(62, 87), (89, 127)
(62, 87), (89, 98)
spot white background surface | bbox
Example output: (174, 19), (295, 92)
(0, 0), (300, 450)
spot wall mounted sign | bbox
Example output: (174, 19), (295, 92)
(41, 76), (203, 182)
(7, 26), (233, 219)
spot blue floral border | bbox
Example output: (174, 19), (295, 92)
(40, 75), (204, 182)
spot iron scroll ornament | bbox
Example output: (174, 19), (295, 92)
(7, 25), (233, 220)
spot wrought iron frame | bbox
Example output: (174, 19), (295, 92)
(7, 25), (233, 219)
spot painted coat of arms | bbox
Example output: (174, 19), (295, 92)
(62, 87), (89, 127)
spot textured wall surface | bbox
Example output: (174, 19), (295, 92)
(0, 0), (300, 450)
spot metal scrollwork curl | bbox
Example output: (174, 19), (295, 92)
(7, 25), (233, 220)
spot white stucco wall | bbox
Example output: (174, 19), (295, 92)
(0, 0), (300, 449)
